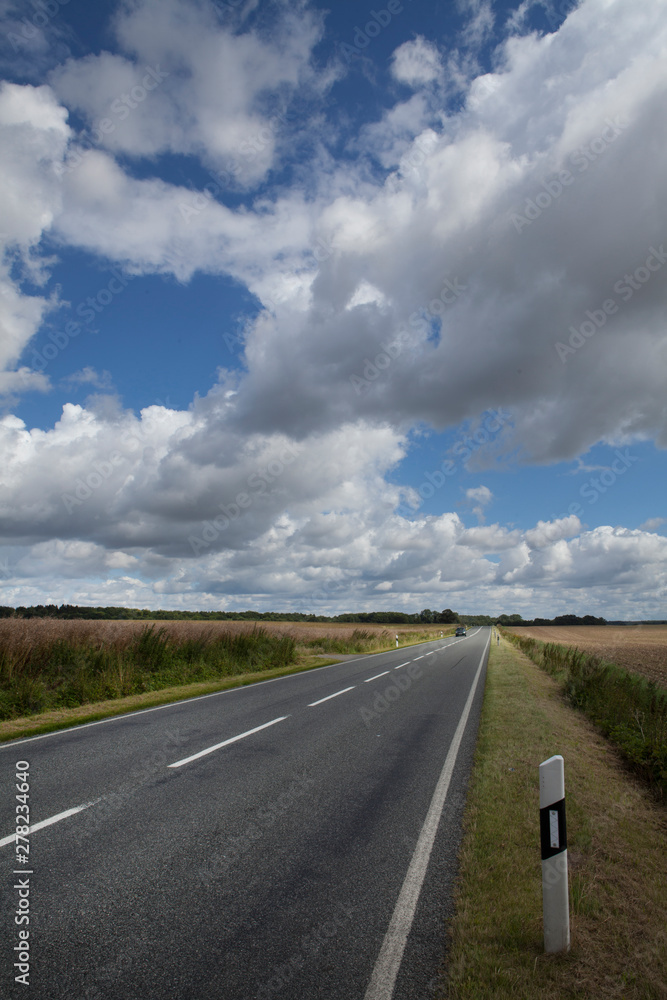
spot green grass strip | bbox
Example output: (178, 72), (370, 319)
(504, 632), (667, 799)
(445, 638), (667, 999)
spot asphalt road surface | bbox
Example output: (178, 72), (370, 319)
(1, 626), (491, 999)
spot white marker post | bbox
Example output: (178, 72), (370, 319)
(395, 634), (399, 648)
(539, 755), (570, 954)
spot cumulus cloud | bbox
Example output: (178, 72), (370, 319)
(0, 406), (665, 618)
(12, 0), (664, 464)
(391, 37), (444, 87)
(50, 0), (325, 184)
(640, 517), (665, 532)
(524, 515), (582, 548)
(61, 368), (114, 390)
(0, 82), (69, 382)
(465, 485), (493, 522)
(226, 0), (667, 461)
(0, 0), (665, 616)
(466, 485), (493, 506)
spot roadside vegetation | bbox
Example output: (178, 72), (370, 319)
(445, 636), (667, 1000)
(503, 631), (667, 800)
(506, 624), (667, 688)
(301, 625), (454, 655)
(0, 622), (297, 720)
(0, 618), (452, 740)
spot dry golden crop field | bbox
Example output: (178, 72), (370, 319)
(0, 617), (447, 655)
(506, 625), (667, 688)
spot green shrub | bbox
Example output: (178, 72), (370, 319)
(0, 625), (297, 720)
(504, 631), (667, 799)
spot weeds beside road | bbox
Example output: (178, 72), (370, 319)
(445, 636), (667, 1000)
(0, 619), (453, 741)
(505, 624), (667, 689)
(0, 623), (297, 721)
(504, 630), (667, 800)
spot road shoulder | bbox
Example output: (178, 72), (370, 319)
(444, 636), (667, 999)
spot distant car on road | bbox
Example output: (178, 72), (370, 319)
(455, 626), (466, 636)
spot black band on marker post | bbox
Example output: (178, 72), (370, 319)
(540, 797), (567, 860)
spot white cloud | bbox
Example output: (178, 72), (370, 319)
(0, 412), (665, 617)
(61, 367), (113, 390)
(459, 0), (495, 49)
(0, 82), (69, 383)
(640, 517), (665, 532)
(466, 485), (493, 506)
(11, 0), (663, 465)
(391, 37), (444, 87)
(465, 485), (493, 523)
(0, 82), (69, 246)
(524, 516), (582, 549)
(50, 0), (325, 184)
(0, 0), (665, 618)
(0, 399), (664, 618)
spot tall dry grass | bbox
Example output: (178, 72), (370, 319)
(504, 631), (667, 799)
(0, 619), (296, 719)
(507, 625), (667, 688)
(0, 619), (449, 720)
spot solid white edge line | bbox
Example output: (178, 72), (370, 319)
(0, 802), (95, 849)
(363, 630), (491, 1000)
(308, 686), (356, 707)
(168, 716), (289, 768)
(365, 672), (391, 683)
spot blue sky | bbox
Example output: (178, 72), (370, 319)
(0, 0), (665, 618)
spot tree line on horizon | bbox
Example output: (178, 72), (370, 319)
(0, 605), (650, 625)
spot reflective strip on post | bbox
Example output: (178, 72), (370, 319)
(539, 755), (570, 954)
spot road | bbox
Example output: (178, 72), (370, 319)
(1, 626), (490, 999)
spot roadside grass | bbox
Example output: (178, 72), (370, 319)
(505, 632), (667, 800)
(0, 625), (298, 722)
(0, 653), (335, 743)
(505, 625), (667, 689)
(0, 625), (452, 743)
(301, 626), (455, 655)
(445, 636), (667, 1000)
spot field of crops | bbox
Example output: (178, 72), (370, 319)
(0, 618), (450, 721)
(0, 617), (447, 651)
(506, 625), (667, 688)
